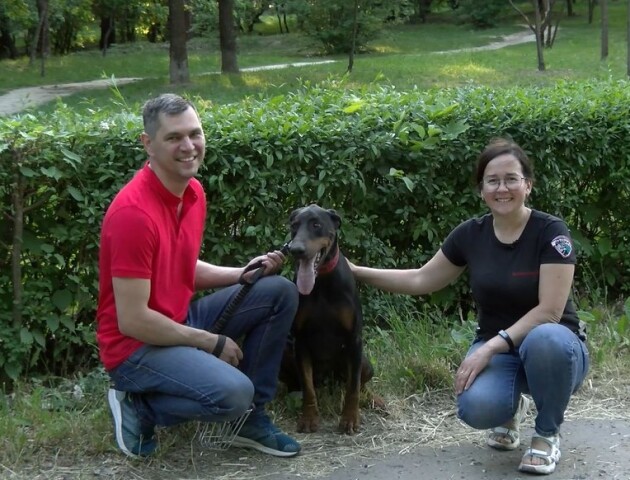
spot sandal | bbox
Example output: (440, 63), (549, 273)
(487, 394), (530, 451)
(518, 433), (561, 475)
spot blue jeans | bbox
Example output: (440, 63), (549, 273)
(457, 323), (589, 437)
(107, 275), (298, 428)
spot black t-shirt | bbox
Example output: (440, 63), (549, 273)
(441, 209), (585, 340)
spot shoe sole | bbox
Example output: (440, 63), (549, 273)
(232, 435), (300, 457)
(107, 389), (139, 458)
(487, 431), (520, 451)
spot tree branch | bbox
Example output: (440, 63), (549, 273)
(508, 0), (536, 32)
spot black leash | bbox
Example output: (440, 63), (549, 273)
(210, 242), (291, 338)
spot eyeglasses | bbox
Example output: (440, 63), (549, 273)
(481, 175), (527, 191)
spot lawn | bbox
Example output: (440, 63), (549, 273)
(1, 3), (628, 113)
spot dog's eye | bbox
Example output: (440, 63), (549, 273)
(312, 222), (321, 230)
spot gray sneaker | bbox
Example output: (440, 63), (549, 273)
(107, 389), (157, 457)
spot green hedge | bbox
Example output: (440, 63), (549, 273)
(1, 79), (629, 381)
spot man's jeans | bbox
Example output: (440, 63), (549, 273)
(108, 275), (298, 428)
(457, 323), (589, 437)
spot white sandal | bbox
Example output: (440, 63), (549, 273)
(518, 433), (561, 475)
(487, 394), (530, 451)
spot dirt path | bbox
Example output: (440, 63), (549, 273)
(0, 29), (535, 117)
(6, 384), (628, 480)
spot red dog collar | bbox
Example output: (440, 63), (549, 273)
(317, 247), (339, 275)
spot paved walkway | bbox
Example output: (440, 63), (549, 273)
(318, 419), (630, 480)
(0, 60), (337, 116)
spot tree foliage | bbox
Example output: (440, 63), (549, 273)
(301, 0), (384, 54)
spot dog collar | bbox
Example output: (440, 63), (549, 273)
(317, 247), (339, 275)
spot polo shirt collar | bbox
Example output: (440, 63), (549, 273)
(141, 162), (198, 205)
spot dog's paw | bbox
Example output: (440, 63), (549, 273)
(297, 414), (320, 433)
(338, 412), (361, 435)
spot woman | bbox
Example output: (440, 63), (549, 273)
(350, 138), (589, 474)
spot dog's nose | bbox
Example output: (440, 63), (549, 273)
(289, 243), (305, 256)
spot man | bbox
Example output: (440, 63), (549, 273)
(96, 93), (300, 458)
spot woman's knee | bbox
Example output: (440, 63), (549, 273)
(458, 390), (511, 429)
(521, 324), (574, 361)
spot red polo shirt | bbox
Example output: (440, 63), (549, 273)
(96, 164), (206, 370)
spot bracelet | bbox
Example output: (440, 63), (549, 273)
(498, 330), (516, 353)
(212, 335), (227, 357)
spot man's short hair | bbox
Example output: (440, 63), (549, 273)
(142, 94), (197, 137)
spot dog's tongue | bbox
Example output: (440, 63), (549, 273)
(296, 257), (317, 295)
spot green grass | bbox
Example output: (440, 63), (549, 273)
(1, 298), (629, 472)
(1, 2), (629, 114)
(2, 3), (630, 474)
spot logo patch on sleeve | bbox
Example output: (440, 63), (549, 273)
(551, 235), (573, 258)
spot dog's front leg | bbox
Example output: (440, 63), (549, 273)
(296, 342), (320, 433)
(339, 336), (363, 434)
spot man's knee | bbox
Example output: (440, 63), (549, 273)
(270, 275), (298, 298)
(259, 275), (299, 313)
(217, 375), (255, 419)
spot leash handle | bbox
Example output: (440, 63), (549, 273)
(237, 242), (290, 285)
(210, 242), (291, 335)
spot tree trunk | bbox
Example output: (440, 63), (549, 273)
(99, 16), (116, 52)
(347, 0), (360, 73)
(283, 10), (289, 33)
(566, 0), (573, 16)
(169, 0), (190, 84)
(40, 8), (47, 77)
(601, 0), (608, 60)
(29, 0), (48, 68)
(588, 0), (595, 24)
(11, 168), (25, 329)
(275, 3), (284, 33)
(219, 0), (239, 74)
(534, 0), (546, 71)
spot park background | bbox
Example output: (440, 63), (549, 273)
(1, 1), (630, 478)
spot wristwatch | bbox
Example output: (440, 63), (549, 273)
(498, 329), (516, 353)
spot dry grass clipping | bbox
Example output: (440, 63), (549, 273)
(7, 371), (629, 480)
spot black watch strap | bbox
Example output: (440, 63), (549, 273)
(498, 329), (516, 353)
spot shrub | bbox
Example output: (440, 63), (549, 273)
(1, 79), (629, 381)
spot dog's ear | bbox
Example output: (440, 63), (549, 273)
(328, 209), (342, 230)
(289, 207), (302, 224)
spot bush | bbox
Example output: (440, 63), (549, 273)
(1, 79), (630, 382)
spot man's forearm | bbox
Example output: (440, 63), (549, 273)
(119, 308), (209, 348)
(194, 260), (244, 290)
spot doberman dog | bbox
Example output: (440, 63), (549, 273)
(280, 204), (375, 435)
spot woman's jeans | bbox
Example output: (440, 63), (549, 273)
(457, 323), (590, 437)
(107, 275), (298, 428)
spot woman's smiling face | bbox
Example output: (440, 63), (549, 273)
(480, 153), (532, 217)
